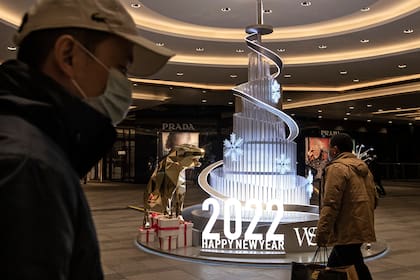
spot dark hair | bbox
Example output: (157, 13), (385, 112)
(330, 133), (353, 152)
(17, 28), (110, 69)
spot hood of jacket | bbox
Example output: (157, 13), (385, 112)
(331, 152), (369, 177)
(0, 60), (116, 177)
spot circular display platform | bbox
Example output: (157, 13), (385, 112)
(135, 238), (388, 266)
(136, 204), (389, 266)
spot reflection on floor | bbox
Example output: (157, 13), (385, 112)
(84, 180), (420, 280)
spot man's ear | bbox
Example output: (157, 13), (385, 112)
(53, 35), (77, 79)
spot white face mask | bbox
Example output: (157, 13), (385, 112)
(71, 40), (132, 126)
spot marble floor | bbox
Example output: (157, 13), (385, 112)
(84, 179), (420, 280)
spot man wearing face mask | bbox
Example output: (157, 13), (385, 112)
(316, 133), (377, 280)
(0, 0), (173, 279)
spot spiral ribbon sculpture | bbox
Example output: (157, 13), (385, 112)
(233, 32), (299, 142)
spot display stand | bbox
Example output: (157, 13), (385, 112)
(135, 205), (388, 266)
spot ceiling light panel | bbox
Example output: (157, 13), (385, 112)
(135, 0), (388, 33)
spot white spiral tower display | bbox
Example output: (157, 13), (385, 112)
(198, 0), (312, 222)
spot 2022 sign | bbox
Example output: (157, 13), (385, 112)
(201, 198), (286, 250)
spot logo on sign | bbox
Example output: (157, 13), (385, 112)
(293, 226), (317, 247)
(162, 123), (195, 131)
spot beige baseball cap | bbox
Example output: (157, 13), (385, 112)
(14, 0), (174, 77)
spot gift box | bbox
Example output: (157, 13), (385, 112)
(157, 216), (180, 238)
(149, 211), (162, 229)
(159, 235), (177, 251)
(177, 222), (193, 248)
(138, 226), (156, 243)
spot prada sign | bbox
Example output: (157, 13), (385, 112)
(162, 122), (196, 131)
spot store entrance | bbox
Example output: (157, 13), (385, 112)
(108, 128), (136, 182)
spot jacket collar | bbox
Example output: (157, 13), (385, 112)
(0, 60), (116, 177)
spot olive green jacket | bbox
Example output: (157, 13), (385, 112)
(316, 152), (377, 246)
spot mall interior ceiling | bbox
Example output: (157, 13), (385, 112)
(0, 0), (419, 126)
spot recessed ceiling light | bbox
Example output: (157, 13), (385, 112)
(318, 109), (322, 113)
(339, 71), (348, 75)
(195, 47), (205, 52)
(235, 49), (245, 53)
(287, 98), (292, 102)
(230, 74), (238, 78)
(263, 9), (272, 14)
(403, 29), (414, 34)
(398, 64), (407, 69)
(7, 46), (17, 51)
(291, 113), (296, 117)
(367, 104), (372, 107)
(284, 74), (292, 78)
(360, 7), (370, 12)
(346, 112), (351, 115)
(367, 119), (372, 122)
(228, 101), (234, 105)
(344, 117), (348, 120)
(318, 44), (327, 49)
(409, 122), (413, 126)
(221, 7), (231, 12)
(388, 120), (393, 124)
(353, 79), (360, 82)
(378, 109), (383, 112)
(396, 107), (402, 110)
(176, 72), (184, 76)
(318, 115), (323, 119)
(169, 87), (173, 90)
(201, 99), (207, 103)
(133, 83), (138, 87)
(301, 1), (311, 7)
(349, 106), (355, 110)
(155, 42), (165, 47)
(202, 90), (207, 93)
(131, 3), (141, 8)
(360, 39), (370, 43)
(277, 48), (286, 52)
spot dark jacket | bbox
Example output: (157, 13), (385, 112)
(0, 60), (116, 279)
(316, 152), (377, 246)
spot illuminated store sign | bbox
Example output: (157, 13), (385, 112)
(162, 122), (196, 131)
(320, 130), (340, 137)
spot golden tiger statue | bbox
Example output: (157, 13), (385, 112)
(143, 144), (205, 227)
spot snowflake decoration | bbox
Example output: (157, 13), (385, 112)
(271, 80), (281, 103)
(355, 144), (376, 164)
(224, 133), (244, 162)
(275, 154), (291, 174)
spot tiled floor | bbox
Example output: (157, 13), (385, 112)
(84, 180), (420, 280)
